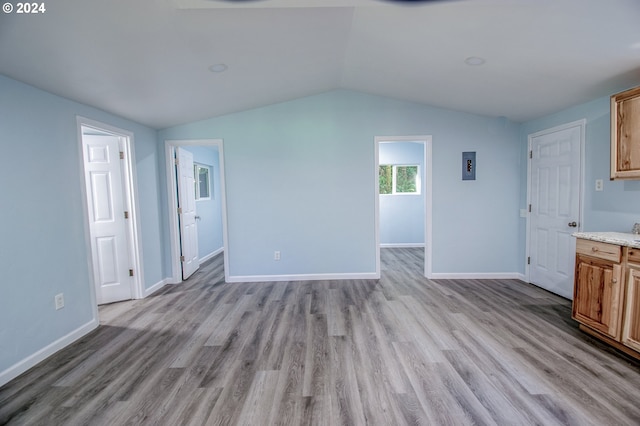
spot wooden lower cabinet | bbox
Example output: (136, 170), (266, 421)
(573, 239), (640, 360)
(622, 268), (640, 352)
(573, 254), (624, 339)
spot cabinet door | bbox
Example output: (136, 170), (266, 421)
(573, 255), (624, 339)
(622, 268), (640, 352)
(611, 86), (640, 179)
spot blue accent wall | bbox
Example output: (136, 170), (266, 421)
(183, 145), (224, 259)
(0, 74), (165, 379)
(379, 142), (425, 245)
(159, 90), (522, 277)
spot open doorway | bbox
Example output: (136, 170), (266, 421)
(375, 136), (432, 278)
(165, 139), (229, 283)
(77, 117), (144, 305)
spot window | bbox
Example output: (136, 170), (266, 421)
(194, 163), (211, 200)
(379, 165), (420, 195)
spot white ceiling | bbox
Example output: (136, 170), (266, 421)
(1, 0), (639, 129)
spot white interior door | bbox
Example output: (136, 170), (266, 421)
(177, 147), (200, 279)
(528, 121), (583, 299)
(83, 135), (133, 304)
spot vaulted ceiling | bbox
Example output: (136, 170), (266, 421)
(1, 0), (639, 129)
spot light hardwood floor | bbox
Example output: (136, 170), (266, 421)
(2, 248), (640, 425)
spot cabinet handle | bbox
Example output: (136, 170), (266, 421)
(592, 247), (599, 252)
(612, 278), (618, 284)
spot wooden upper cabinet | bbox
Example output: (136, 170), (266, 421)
(611, 86), (640, 180)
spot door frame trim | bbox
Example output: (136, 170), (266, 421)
(374, 135), (433, 278)
(76, 116), (145, 309)
(165, 139), (230, 284)
(525, 118), (586, 283)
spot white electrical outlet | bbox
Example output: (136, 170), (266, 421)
(595, 179), (604, 191)
(520, 209), (527, 218)
(55, 293), (64, 310)
(274, 251), (281, 261)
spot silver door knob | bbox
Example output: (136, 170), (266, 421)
(568, 221), (577, 227)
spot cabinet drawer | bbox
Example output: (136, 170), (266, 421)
(628, 248), (640, 265)
(576, 239), (621, 262)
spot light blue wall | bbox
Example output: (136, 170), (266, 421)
(379, 142), (425, 245)
(183, 145), (224, 259)
(159, 90), (522, 276)
(0, 74), (165, 378)
(518, 94), (640, 273)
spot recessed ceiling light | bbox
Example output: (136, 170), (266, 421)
(209, 63), (228, 73)
(465, 56), (486, 66)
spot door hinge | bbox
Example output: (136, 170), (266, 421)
(528, 204), (532, 213)
(527, 257), (531, 265)
(119, 151), (125, 160)
(124, 211), (129, 219)
(529, 150), (533, 159)
(129, 269), (134, 277)
(180, 255), (185, 262)
(177, 207), (182, 214)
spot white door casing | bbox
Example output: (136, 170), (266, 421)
(165, 140), (229, 285)
(82, 134), (133, 304)
(176, 147), (200, 279)
(527, 120), (585, 299)
(374, 135), (433, 279)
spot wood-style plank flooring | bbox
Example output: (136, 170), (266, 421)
(2, 248), (640, 425)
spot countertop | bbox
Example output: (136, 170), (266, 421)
(572, 231), (640, 249)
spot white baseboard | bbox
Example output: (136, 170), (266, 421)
(227, 272), (380, 283)
(143, 278), (169, 297)
(429, 272), (524, 280)
(228, 271), (522, 283)
(0, 318), (99, 387)
(380, 243), (425, 248)
(200, 247), (223, 264)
